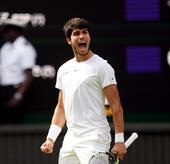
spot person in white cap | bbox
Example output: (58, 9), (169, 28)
(0, 20), (37, 124)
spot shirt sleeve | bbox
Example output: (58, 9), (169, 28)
(55, 68), (62, 90)
(98, 62), (117, 88)
(20, 45), (37, 69)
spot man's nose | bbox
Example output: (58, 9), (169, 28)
(79, 33), (84, 38)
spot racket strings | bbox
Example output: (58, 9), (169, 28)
(89, 152), (114, 164)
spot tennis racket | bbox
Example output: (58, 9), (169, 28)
(88, 132), (138, 164)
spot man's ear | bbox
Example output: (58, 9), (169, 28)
(66, 37), (71, 45)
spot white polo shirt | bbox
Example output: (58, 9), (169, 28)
(0, 36), (37, 86)
(55, 54), (117, 137)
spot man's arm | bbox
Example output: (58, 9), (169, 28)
(40, 90), (66, 154)
(50, 90), (66, 127)
(9, 69), (33, 107)
(104, 84), (127, 160)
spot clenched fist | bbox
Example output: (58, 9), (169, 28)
(40, 138), (54, 154)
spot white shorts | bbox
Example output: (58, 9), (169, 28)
(58, 131), (111, 164)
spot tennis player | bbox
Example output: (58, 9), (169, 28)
(40, 17), (127, 164)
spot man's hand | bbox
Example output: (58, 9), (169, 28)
(40, 138), (54, 154)
(111, 142), (127, 160)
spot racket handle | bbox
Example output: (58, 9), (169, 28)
(125, 132), (138, 148)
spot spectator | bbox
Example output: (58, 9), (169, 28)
(0, 20), (37, 124)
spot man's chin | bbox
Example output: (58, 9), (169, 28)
(78, 52), (87, 56)
(79, 49), (89, 55)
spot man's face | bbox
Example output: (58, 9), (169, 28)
(66, 28), (91, 56)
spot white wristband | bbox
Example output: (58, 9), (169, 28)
(115, 133), (124, 143)
(47, 124), (62, 142)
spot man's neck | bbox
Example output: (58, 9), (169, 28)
(75, 50), (94, 62)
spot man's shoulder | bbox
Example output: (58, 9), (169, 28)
(58, 58), (74, 72)
(14, 36), (34, 48)
(93, 55), (109, 67)
(61, 58), (74, 66)
(14, 37), (36, 55)
(0, 42), (11, 50)
(94, 55), (115, 72)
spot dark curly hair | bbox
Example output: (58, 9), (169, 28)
(63, 17), (90, 38)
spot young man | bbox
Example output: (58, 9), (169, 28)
(0, 21), (37, 123)
(40, 17), (126, 163)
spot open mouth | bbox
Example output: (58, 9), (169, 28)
(79, 43), (87, 49)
